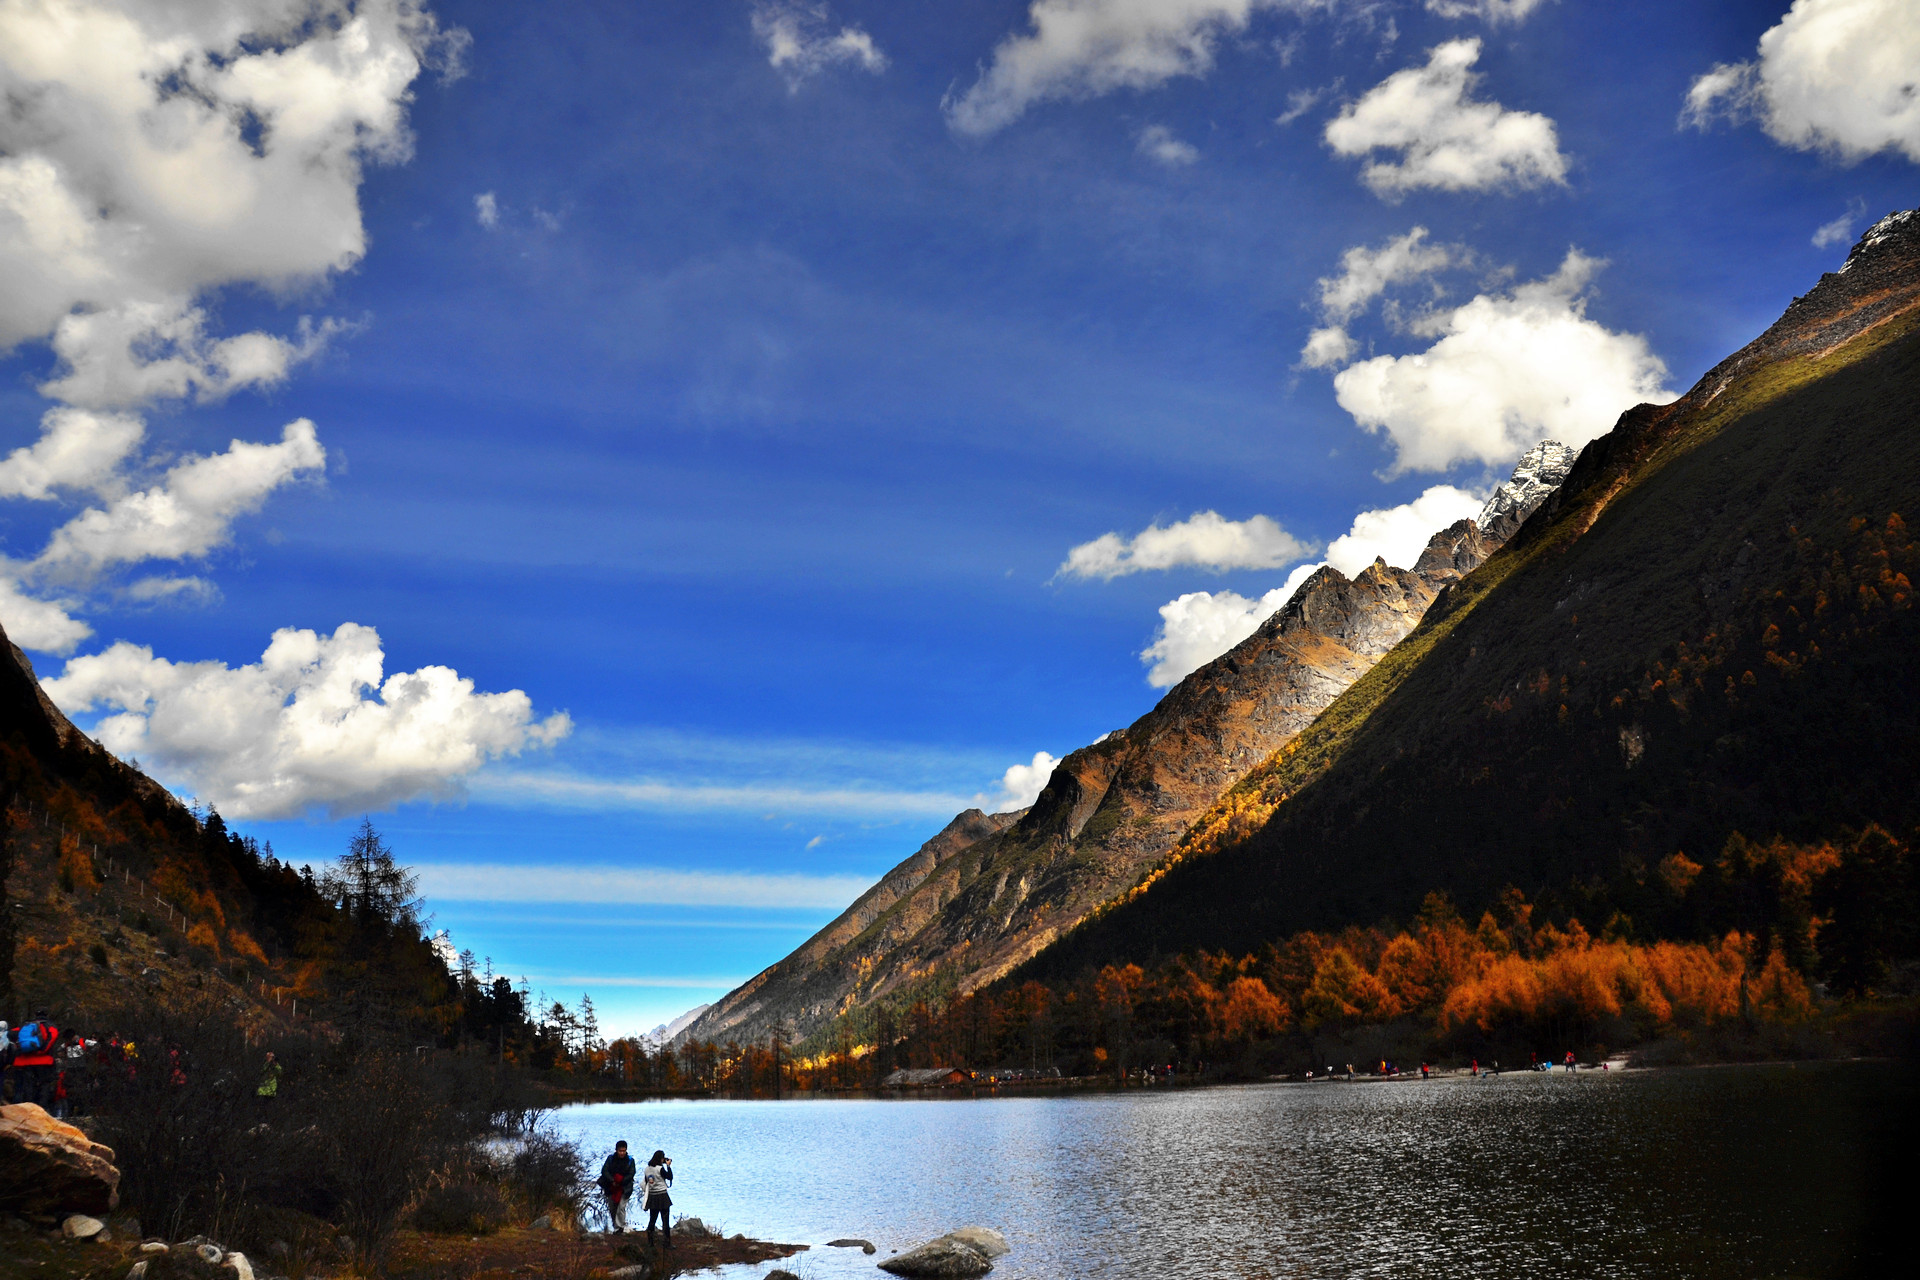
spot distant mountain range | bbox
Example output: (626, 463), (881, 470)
(677, 446), (1578, 1048)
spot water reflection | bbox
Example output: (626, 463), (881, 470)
(550, 1062), (1896, 1279)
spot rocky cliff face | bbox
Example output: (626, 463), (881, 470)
(679, 451), (1572, 1049)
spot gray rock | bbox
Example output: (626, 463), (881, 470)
(227, 1251), (256, 1280)
(128, 1263), (148, 1280)
(531, 1215), (552, 1231)
(609, 1267), (649, 1280)
(768, 1271), (800, 1280)
(827, 1238), (876, 1253)
(197, 1243), (225, 1264)
(944, 1228), (1007, 1259)
(675, 1217), (710, 1237)
(877, 1235), (994, 1278)
(140, 1241), (168, 1253)
(62, 1214), (104, 1239)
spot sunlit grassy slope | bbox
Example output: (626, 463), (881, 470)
(1027, 246), (1920, 975)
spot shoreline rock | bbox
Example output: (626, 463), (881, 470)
(877, 1227), (1008, 1278)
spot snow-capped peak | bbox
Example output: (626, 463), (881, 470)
(1478, 440), (1577, 530)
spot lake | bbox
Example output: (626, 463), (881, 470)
(551, 1062), (1904, 1279)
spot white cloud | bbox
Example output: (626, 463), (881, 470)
(1300, 325), (1359, 368)
(34, 420), (327, 581)
(945, 0), (1290, 136)
(1139, 563), (1320, 687)
(0, 570), (90, 655)
(475, 191), (499, 229)
(989, 750), (1061, 810)
(0, 408), (144, 501)
(1424, 0), (1546, 22)
(1316, 226), (1459, 324)
(1060, 510), (1314, 580)
(1138, 483), (1491, 686)
(0, 0), (459, 648)
(0, 0), (462, 351)
(1137, 124), (1200, 164)
(751, 0), (887, 88)
(1325, 37), (1568, 197)
(1322, 483), (1482, 575)
(1812, 199), (1868, 248)
(1682, 0), (1920, 164)
(44, 622), (570, 820)
(1330, 250), (1673, 473)
(415, 862), (871, 909)
(37, 302), (341, 411)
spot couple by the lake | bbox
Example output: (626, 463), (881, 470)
(598, 1140), (674, 1244)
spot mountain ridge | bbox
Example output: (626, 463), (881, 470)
(1024, 208), (1920, 976)
(678, 448), (1574, 1049)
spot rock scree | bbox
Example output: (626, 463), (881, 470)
(877, 1227), (1008, 1278)
(828, 1236), (878, 1253)
(0, 1103), (121, 1216)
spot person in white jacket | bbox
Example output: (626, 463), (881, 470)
(643, 1150), (674, 1249)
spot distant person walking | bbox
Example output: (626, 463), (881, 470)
(643, 1149), (674, 1249)
(600, 1140), (637, 1233)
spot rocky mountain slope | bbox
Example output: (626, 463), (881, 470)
(679, 449), (1574, 1049)
(1032, 210), (1920, 975)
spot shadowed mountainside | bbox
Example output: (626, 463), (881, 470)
(680, 452), (1573, 1049)
(1027, 210), (1920, 977)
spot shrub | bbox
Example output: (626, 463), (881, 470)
(413, 1180), (511, 1235)
(506, 1124), (589, 1221)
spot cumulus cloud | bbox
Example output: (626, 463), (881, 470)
(945, 0), (1292, 136)
(0, 409), (145, 502)
(35, 421), (327, 582)
(1138, 485), (1486, 686)
(0, 1), (457, 650)
(1139, 562), (1322, 687)
(1060, 511), (1314, 579)
(0, 571), (90, 655)
(1682, 0), (1920, 163)
(1299, 226), (1462, 368)
(1322, 484), (1483, 575)
(37, 303), (342, 412)
(475, 192), (500, 229)
(1137, 124), (1200, 164)
(1330, 250), (1673, 473)
(751, 0), (887, 88)
(44, 622), (571, 820)
(0, 0), (462, 350)
(990, 751), (1062, 810)
(1316, 226), (1459, 323)
(1325, 38), (1568, 197)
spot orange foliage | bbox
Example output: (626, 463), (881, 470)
(57, 834), (101, 894)
(1219, 976), (1289, 1041)
(228, 929), (270, 968)
(185, 921), (222, 957)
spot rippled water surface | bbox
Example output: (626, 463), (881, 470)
(552, 1062), (1901, 1279)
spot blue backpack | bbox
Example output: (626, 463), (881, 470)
(16, 1022), (52, 1052)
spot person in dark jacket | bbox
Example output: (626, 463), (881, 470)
(11, 1013), (60, 1107)
(643, 1150), (673, 1249)
(599, 1140), (637, 1232)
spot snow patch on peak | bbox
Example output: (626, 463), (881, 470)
(1840, 209), (1916, 272)
(1478, 440), (1577, 529)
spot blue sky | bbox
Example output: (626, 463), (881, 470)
(2, 0), (1915, 1034)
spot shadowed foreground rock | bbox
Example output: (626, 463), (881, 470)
(0, 1103), (121, 1215)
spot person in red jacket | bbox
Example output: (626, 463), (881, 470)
(12, 1013), (61, 1107)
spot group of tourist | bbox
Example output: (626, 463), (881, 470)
(597, 1142), (675, 1246)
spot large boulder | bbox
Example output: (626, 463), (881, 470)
(0, 1104), (120, 1215)
(877, 1232), (998, 1278)
(944, 1228), (1008, 1259)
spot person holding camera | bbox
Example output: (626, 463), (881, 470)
(643, 1149), (674, 1249)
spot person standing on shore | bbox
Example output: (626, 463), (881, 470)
(643, 1150), (674, 1249)
(599, 1140), (637, 1233)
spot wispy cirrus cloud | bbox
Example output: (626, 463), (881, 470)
(472, 770), (978, 818)
(415, 862), (874, 908)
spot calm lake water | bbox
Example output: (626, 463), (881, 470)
(551, 1062), (1904, 1279)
